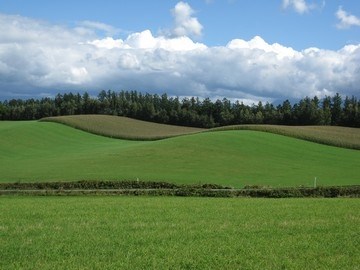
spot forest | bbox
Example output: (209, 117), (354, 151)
(0, 90), (359, 128)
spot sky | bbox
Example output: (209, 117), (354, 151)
(0, 0), (360, 103)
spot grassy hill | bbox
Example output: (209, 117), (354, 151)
(213, 124), (360, 150)
(40, 115), (203, 140)
(1, 120), (359, 187)
(42, 115), (360, 149)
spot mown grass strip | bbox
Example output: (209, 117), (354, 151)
(1, 197), (359, 269)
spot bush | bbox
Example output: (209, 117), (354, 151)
(0, 181), (359, 198)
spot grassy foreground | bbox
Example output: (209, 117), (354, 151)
(0, 196), (359, 269)
(1, 121), (360, 187)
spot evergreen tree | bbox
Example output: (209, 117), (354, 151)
(331, 93), (342, 125)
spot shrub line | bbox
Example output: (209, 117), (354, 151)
(0, 181), (359, 198)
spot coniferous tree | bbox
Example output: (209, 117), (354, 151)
(331, 93), (342, 125)
(0, 90), (359, 127)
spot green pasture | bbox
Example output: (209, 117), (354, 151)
(1, 121), (359, 187)
(1, 196), (359, 269)
(214, 124), (360, 150)
(41, 115), (203, 140)
(42, 114), (360, 149)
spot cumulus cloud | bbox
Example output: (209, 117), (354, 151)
(171, 1), (203, 38)
(336, 6), (360, 29)
(89, 30), (206, 51)
(0, 11), (359, 102)
(282, 0), (314, 14)
(227, 36), (301, 60)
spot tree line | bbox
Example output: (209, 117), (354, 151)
(0, 90), (359, 128)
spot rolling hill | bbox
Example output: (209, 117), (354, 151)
(40, 115), (203, 140)
(1, 119), (359, 187)
(42, 115), (360, 149)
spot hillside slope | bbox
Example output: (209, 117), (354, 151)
(213, 124), (360, 150)
(41, 115), (203, 140)
(1, 121), (359, 187)
(41, 115), (360, 149)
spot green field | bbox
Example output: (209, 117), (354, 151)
(1, 118), (359, 269)
(41, 115), (203, 140)
(1, 120), (359, 187)
(42, 115), (360, 149)
(214, 124), (360, 150)
(0, 196), (358, 269)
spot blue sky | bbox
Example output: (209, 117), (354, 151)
(0, 0), (359, 103)
(1, 0), (359, 49)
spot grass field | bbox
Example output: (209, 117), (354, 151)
(214, 124), (360, 150)
(0, 196), (359, 269)
(41, 115), (203, 140)
(42, 115), (360, 149)
(1, 120), (359, 187)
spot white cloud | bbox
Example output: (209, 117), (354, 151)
(88, 37), (124, 49)
(227, 36), (301, 60)
(171, 1), (203, 37)
(77, 20), (120, 36)
(336, 6), (360, 29)
(89, 30), (207, 51)
(0, 12), (359, 102)
(282, 0), (313, 14)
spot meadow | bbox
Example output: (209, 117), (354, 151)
(1, 117), (359, 269)
(0, 121), (360, 188)
(0, 196), (359, 269)
(42, 115), (360, 149)
(1, 120), (360, 187)
(214, 124), (360, 150)
(41, 115), (203, 140)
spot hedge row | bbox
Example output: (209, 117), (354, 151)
(0, 180), (230, 191)
(154, 186), (359, 198)
(0, 181), (359, 198)
(236, 186), (360, 198)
